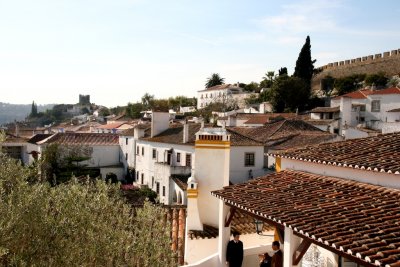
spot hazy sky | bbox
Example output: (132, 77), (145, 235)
(1, 0), (399, 107)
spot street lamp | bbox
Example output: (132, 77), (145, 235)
(254, 218), (274, 236)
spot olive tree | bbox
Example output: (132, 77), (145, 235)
(0, 153), (177, 267)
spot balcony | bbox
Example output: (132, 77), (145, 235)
(154, 162), (191, 179)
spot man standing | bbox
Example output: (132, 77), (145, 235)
(271, 241), (283, 267)
(226, 231), (243, 267)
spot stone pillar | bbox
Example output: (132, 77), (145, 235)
(283, 227), (302, 267)
(172, 208), (178, 251)
(178, 208), (186, 265)
(218, 200), (230, 267)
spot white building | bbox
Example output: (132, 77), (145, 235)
(197, 84), (254, 109)
(204, 132), (400, 267)
(310, 87), (400, 138)
(37, 133), (125, 180)
(133, 118), (266, 206)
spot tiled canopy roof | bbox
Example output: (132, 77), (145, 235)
(38, 133), (119, 146)
(269, 132), (400, 174)
(188, 210), (274, 239)
(212, 170), (400, 267)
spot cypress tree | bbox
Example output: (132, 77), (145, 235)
(293, 36), (315, 85)
(31, 101), (38, 117)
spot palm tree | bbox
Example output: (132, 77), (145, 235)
(205, 73), (225, 88)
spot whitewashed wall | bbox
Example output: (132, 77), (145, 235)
(230, 146), (265, 184)
(184, 233), (273, 266)
(281, 158), (400, 189)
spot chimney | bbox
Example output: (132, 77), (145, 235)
(193, 127), (230, 227)
(151, 111), (170, 138)
(183, 121), (189, 143)
(14, 121), (19, 137)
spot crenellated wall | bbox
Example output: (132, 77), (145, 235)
(312, 49), (400, 91)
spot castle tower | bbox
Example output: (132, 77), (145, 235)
(194, 127), (230, 227)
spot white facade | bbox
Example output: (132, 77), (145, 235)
(134, 140), (193, 205)
(197, 85), (254, 109)
(328, 89), (400, 135)
(229, 146), (265, 184)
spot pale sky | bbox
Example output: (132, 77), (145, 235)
(1, 0), (399, 107)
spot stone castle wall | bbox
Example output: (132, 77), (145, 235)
(312, 49), (400, 91)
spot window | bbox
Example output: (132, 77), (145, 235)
(125, 153), (128, 161)
(162, 186), (166, 197)
(141, 173), (144, 184)
(152, 176), (154, 187)
(141, 147), (144, 156)
(156, 183), (160, 194)
(186, 154), (191, 167)
(136, 146), (139, 155)
(152, 148), (156, 159)
(177, 152), (181, 163)
(360, 105), (366, 111)
(125, 138), (128, 145)
(371, 100), (380, 112)
(245, 153), (255, 167)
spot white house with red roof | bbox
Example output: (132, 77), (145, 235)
(197, 84), (254, 109)
(199, 132), (400, 267)
(310, 87), (400, 138)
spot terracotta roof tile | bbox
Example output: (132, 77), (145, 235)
(228, 120), (336, 149)
(144, 124), (262, 146)
(188, 210), (273, 239)
(311, 106), (340, 113)
(27, 134), (53, 144)
(270, 132), (400, 174)
(212, 170), (400, 267)
(38, 133), (119, 146)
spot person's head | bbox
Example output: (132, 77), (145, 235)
(232, 231), (240, 241)
(272, 241), (280, 251)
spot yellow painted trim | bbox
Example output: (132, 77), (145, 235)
(187, 195), (198, 198)
(195, 140), (230, 145)
(195, 146), (230, 150)
(276, 157), (281, 172)
(187, 189), (198, 193)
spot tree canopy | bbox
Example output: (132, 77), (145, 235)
(205, 73), (224, 88)
(0, 152), (177, 267)
(268, 75), (310, 112)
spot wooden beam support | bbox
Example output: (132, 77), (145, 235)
(225, 207), (236, 227)
(277, 228), (285, 244)
(292, 239), (311, 265)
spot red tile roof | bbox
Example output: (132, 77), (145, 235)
(188, 210), (273, 239)
(212, 170), (400, 267)
(228, 120), (336, 150)
(144, 123), (262, 146)
(310, 106), (340, 113)
(198, 84), (239, 92)
(334, 87), (400, 100)
(96, 122), (125, 129)
(269, 132), (400, 174)
(38, 133), (119, 146)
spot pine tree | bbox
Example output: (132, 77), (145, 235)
(293, 36), (315, 85)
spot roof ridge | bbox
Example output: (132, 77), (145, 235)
(226, 128), (262, 144)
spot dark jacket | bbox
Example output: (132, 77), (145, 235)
(226, 240), (243, 267)
(271, 250), (283, 267)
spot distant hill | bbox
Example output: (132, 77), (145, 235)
(0, 102), (55, 125)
